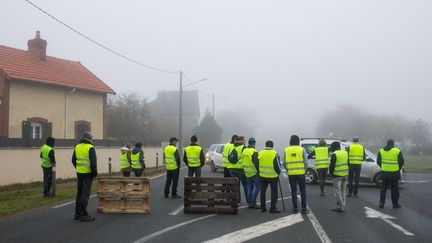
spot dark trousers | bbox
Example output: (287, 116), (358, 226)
(133, 169), (143, 177)
(380, 178), (399, 205)
(224, 167), (231, 177)
(348, 165), (361, 195)
(289, 174), (307, 210)
(165, 169), (180, 196)
(260, 178), (278, 210)
(122, 170), (131, 177)
(42, 167), (53, 196)
(229, 169), (249, 204)
(317, 168), (328, 193)
(188, 167), (202, 177)
(75, 174), (93, 217)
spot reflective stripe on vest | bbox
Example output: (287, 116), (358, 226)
(164, 145), (178, 170)
(223, 143), (234, 168)
(349, 144), (364, 165)
(285, 146), (305, 175)
(258, 149), (278, 178)
(120, 152), (130, 169)
(185, 145), (202, 168)
(333, 150), (348, 176)
(131, 152), (142, 169)
(40, 144), (53, 168)
(75, 143), (94, 174)
(314, 147), (329, 169)
(228, 145), (245, 169)
(242, 147), (257, 178)
(380, 148), (400, 172)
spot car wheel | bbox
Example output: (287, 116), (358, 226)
(210, 161), (217, 172)
(374, 172), (382, 187)
(305, 169), (318, 184)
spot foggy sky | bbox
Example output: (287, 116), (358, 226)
(1, 0), (432, 147)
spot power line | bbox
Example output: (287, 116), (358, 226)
(24, 0), (179, 74)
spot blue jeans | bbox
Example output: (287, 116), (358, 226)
(247, 175), (261, 204)
(289, 174), (307, 210)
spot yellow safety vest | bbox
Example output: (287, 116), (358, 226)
(258, 149), (278, 178)
(131, 152), (143, 169)
(40, 144), (53, 168)
(242, 147), (257, 178)
(164, 145), (178, 170)
(227, 145), (245, 169)
(285, 146), (305, 175)
(379, 148), (400, 172)
(314, 147), (329, 169)
(74, 143), (94, 174)
(223, 143), (234, 168)
(120, 152), (130, 169)
(349, 144), (364, 165)
(185, 145), (202, 168)
(333, 150), (348, 176)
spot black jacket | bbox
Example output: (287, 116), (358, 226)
(377, 145), (404, 179)
(183, 143), (205, 167)
(72, 138), (97, 177)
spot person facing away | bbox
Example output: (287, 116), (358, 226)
(377, 139), (404, 209)
(347, 137), (366, 198)
(40, 137), (56, 197)
(120, 143), (132, 177)
(131, 142), (146, 177)
(308, 139), (329, 197)
(223, 134), (238, 178)
(228, 136), (249, 205)
(258, 140), (281, 213)
(329, 141), (348, 213)
(285, 135), (309, 214)
(72, 132), (97, 222)
(242, 137), (261, 209)
(183, 135), (205, 177)
(164, 137), (181, 199)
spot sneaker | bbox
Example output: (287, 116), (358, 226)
(331, 208), (344, 213)
(250, 203), (261, 209)
(393, 204), (402, 209)
(347, 193), (352, 197)
(44, 192), (53, 197)
(320, 192), (325, 197)
(79, 215), (95, 222)
(269, 208), (281, 213)
(292, 208), (299, 214)
(261, 208), (267, 213)
(172, 195), (182, 199)
(379, 202), (384, 208)
(301, 208), (309, 214)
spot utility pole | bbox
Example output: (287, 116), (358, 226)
(212, 93), (215, 118)
(179, 71), (183, 157)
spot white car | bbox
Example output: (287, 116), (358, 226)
(301, 138), (406, 187)
(206, 143), (225, 172)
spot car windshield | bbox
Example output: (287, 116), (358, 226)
(208, 144), (218, 152)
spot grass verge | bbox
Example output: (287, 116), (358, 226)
(0, 168), (165, 218)
(404, 154), (432, 172)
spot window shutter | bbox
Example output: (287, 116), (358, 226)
(22, 121), (31, 139)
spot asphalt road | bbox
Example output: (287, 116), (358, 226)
(1, 166), (431, 243)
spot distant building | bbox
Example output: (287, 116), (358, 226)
(0, 31), (115, 139)
(149, 90), (200, 134)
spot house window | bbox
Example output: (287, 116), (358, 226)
(22, 117), (52, 139)
(31, 122), (42, 139)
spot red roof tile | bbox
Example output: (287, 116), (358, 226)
(0, 44), (115, 94)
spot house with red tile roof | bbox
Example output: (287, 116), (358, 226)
(0, 31), (115, 139)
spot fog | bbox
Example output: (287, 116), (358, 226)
(2, 0), (432, 148)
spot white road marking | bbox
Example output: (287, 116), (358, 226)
(134, 214), (217, 243)
(168, 205), (184, 215)
(307, 207), (332, 243)
(203, 214), (304, 243)
(404, 180), (429, 183)
(365, 206), (415, 236)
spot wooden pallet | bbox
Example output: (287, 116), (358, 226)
(184, 177), (239, 214)
(97, 177), (150, 214)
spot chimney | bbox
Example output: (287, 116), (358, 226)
(27, 31), (47, 61)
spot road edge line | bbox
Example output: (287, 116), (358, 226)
(307, 206), (332, 243)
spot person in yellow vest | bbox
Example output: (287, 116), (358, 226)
(40, 137), (56, 197)
(347, 137), (366, 198)
(131, 142), (146, 177)
(259, 140), (281, 213)
(285, 135), (309, 214)
(164, 137), (181, 198)
(72, 132), (97, 222)
(223, 135), (238, 178)
(228, 136), (249, 205)
(329, 141), (348, 213)
(242, 137), (260, 209)
(120, 143), (132, 177)
(308, 139), (329, 197)
(377, 139), (404, 209)
(183, 135), (205, 177)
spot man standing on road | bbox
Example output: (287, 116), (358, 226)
(259, 140), (281, 213)
(347, 137), (366, 198)
(72, 132), (97, 222)
(164, 137), (181, 199)
(329, 141), (348, 213)
(184, 135), (205, 177)
(377, 139), (404, 209)
(228, 136), (249, 205)
(285, 135), (309, 214)
(223, 135), (238, 178)
(120, 143), (132, 177)
(308, 139), (329, 197)
(242, 137), (261, 209)
(40, 137), (56, 197)
(131, 142), (146, 177)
